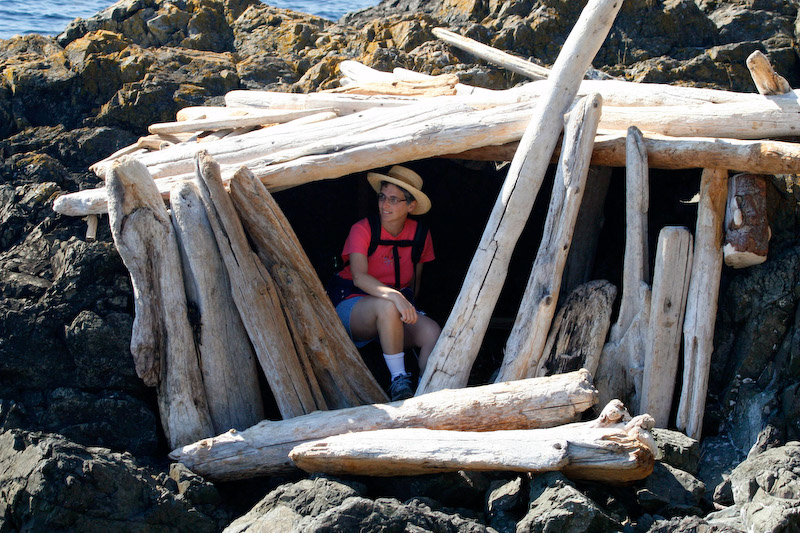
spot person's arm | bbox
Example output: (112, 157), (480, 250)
(350, 252), (417, 324)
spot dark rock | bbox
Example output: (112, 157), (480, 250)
(359, 470), (490, 510)
(224, 475), (365, 532)
(636, 462), (705, 517)
(647, 514), (745, 532)
(696, 436), (746, 504)
(517, 472), (622, 533)
(169, 462), (223, 506)
(0, 428), (222, 532)
(651, 428), (701, 475)
(486, 476), (526, 533)
(728, 442), (800, 533)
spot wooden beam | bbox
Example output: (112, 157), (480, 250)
(676, 168), (728, 440)
(169, 370), (598, 481)
(289, 400), (656, 483)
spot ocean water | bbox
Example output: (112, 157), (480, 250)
(0, 0), (380, 40)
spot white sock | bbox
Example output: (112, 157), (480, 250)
(383, 352), (407, 380)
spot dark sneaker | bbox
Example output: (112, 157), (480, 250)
(388, 373), (414, 401)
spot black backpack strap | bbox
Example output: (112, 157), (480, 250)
(410, 219), (428, 265)
(358, 215), (430, 289)
(367, 213), (381, 258)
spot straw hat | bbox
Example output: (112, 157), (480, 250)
(367, 165), (431, 215)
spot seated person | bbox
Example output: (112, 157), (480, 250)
(329, 166), (441, 401)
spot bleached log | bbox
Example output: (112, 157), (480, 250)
(84, 214), (98, 241)
(106, 158), (214, 448)
(595, 126), (650, 413)
(432, 28), (551, 80)
(148, 108), (335, 135)
(677, 168), (728, 440)
(449, 132), (800, 176)
(418, 0), (623, 394)
(723, 173), (770, 268)
(228, 167), (388, 408)
(170, 182), (265, 433)
(326, 75), (459, 97)
(539, 280), (617, 378)
(289, 400), (656, 482)
(640, 227), (693, 426)
(746, 50), (792, 96)
(169, 369), (598, 481)
(496, 94), (603, 382)
(193, 151), (326, 419)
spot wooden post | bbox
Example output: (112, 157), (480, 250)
(170, 182), (265, 433)
(192, 151), (327, 419)
(169, 370), (598, 481)
(417, 0), (624, 394)
(495, 93), (603, 382)
(639, 227), (693, 427)
(228, 167), (388, 408)
(538, 280), (617, 378)
(595, 126), (650, 413)
(289, 400), (656, 483)
(723, 173), (770, 268)
(676, 168), (728, 440)
(105, 158), (214, 448)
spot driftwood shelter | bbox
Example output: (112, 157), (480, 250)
(53, 0), (799, 482)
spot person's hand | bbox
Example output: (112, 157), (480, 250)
(391, 292), (417, 325)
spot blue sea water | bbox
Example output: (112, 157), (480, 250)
(0, 0), (380, 40)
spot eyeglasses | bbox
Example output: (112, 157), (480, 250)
(377, 193), (409, 205)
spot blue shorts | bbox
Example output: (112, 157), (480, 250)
(335, 296), (375, 348)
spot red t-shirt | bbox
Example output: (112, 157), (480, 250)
(339, 218), (434, 290)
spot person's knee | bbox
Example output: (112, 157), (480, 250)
(375, 299), (402, 324)
(418, 317), (441, 346)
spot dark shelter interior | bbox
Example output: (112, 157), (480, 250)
(271, 157), (703, 396)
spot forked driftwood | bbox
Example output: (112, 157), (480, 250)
(595, 126), (650, 413)
(418, 0), (624, 395)
(677, 168), (728, 440)
(169, 370), (598, 481)
(193, 152), (327, 418)
(539, 280), (617, 378)
(495, 94), (603, 382)
(639, 227), (693, 427)
(170, 182), (264, 433)
(228, 167), (388, 408)
(289, 400), (656, 483)
(106, 158), (214, 448)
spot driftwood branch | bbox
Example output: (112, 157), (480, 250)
(677, 168), (728, 440)
(170, 182), (265, 433)
(193, 151), (327, 418)
(169, 370), (598, 481)
(746, 50), (791, 96)
(289, 400), (656, 483)
(595, 126), (651, 413)
(723, 173), (770, 268)
(496, 93), (603, 382)
(106, 158), (214, 448)
(639, 226), (693, 426)
(418, 0), (623, 394)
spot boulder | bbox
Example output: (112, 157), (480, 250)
(0, 429), (223, 532)
(636, 463), (706, 518)
(517, 472), (622, 533)
(651, 428), (701, 475)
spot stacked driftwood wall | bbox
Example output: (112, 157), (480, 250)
(52, 0), (800, 478)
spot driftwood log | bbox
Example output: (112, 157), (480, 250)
(639, 227), (693, 427)
(723, 173), (770, 268)
(169, 369), (598, 481)
(539, 280), (617, 378)
(495, 94), (603, 382)
(228, 166), (388, 408)
(595, 126), (651, 413)
(148, 107), (334, 135)
(193, 151), (327, 418)
(418, 0), (623, 394)
(170, 182), (265, 433)
(677, 168), (728, 440)
(289, 400), (656, 483)
(106, 158), (214, 448)
(747, 50), (792, 96)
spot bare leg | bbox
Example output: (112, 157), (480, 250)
(348, 296), (404, 354)
(403, 315), (441, 373)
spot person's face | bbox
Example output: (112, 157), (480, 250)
(378, 183), (416, 224)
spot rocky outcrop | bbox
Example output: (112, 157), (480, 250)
(0, 429), (225, 532)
